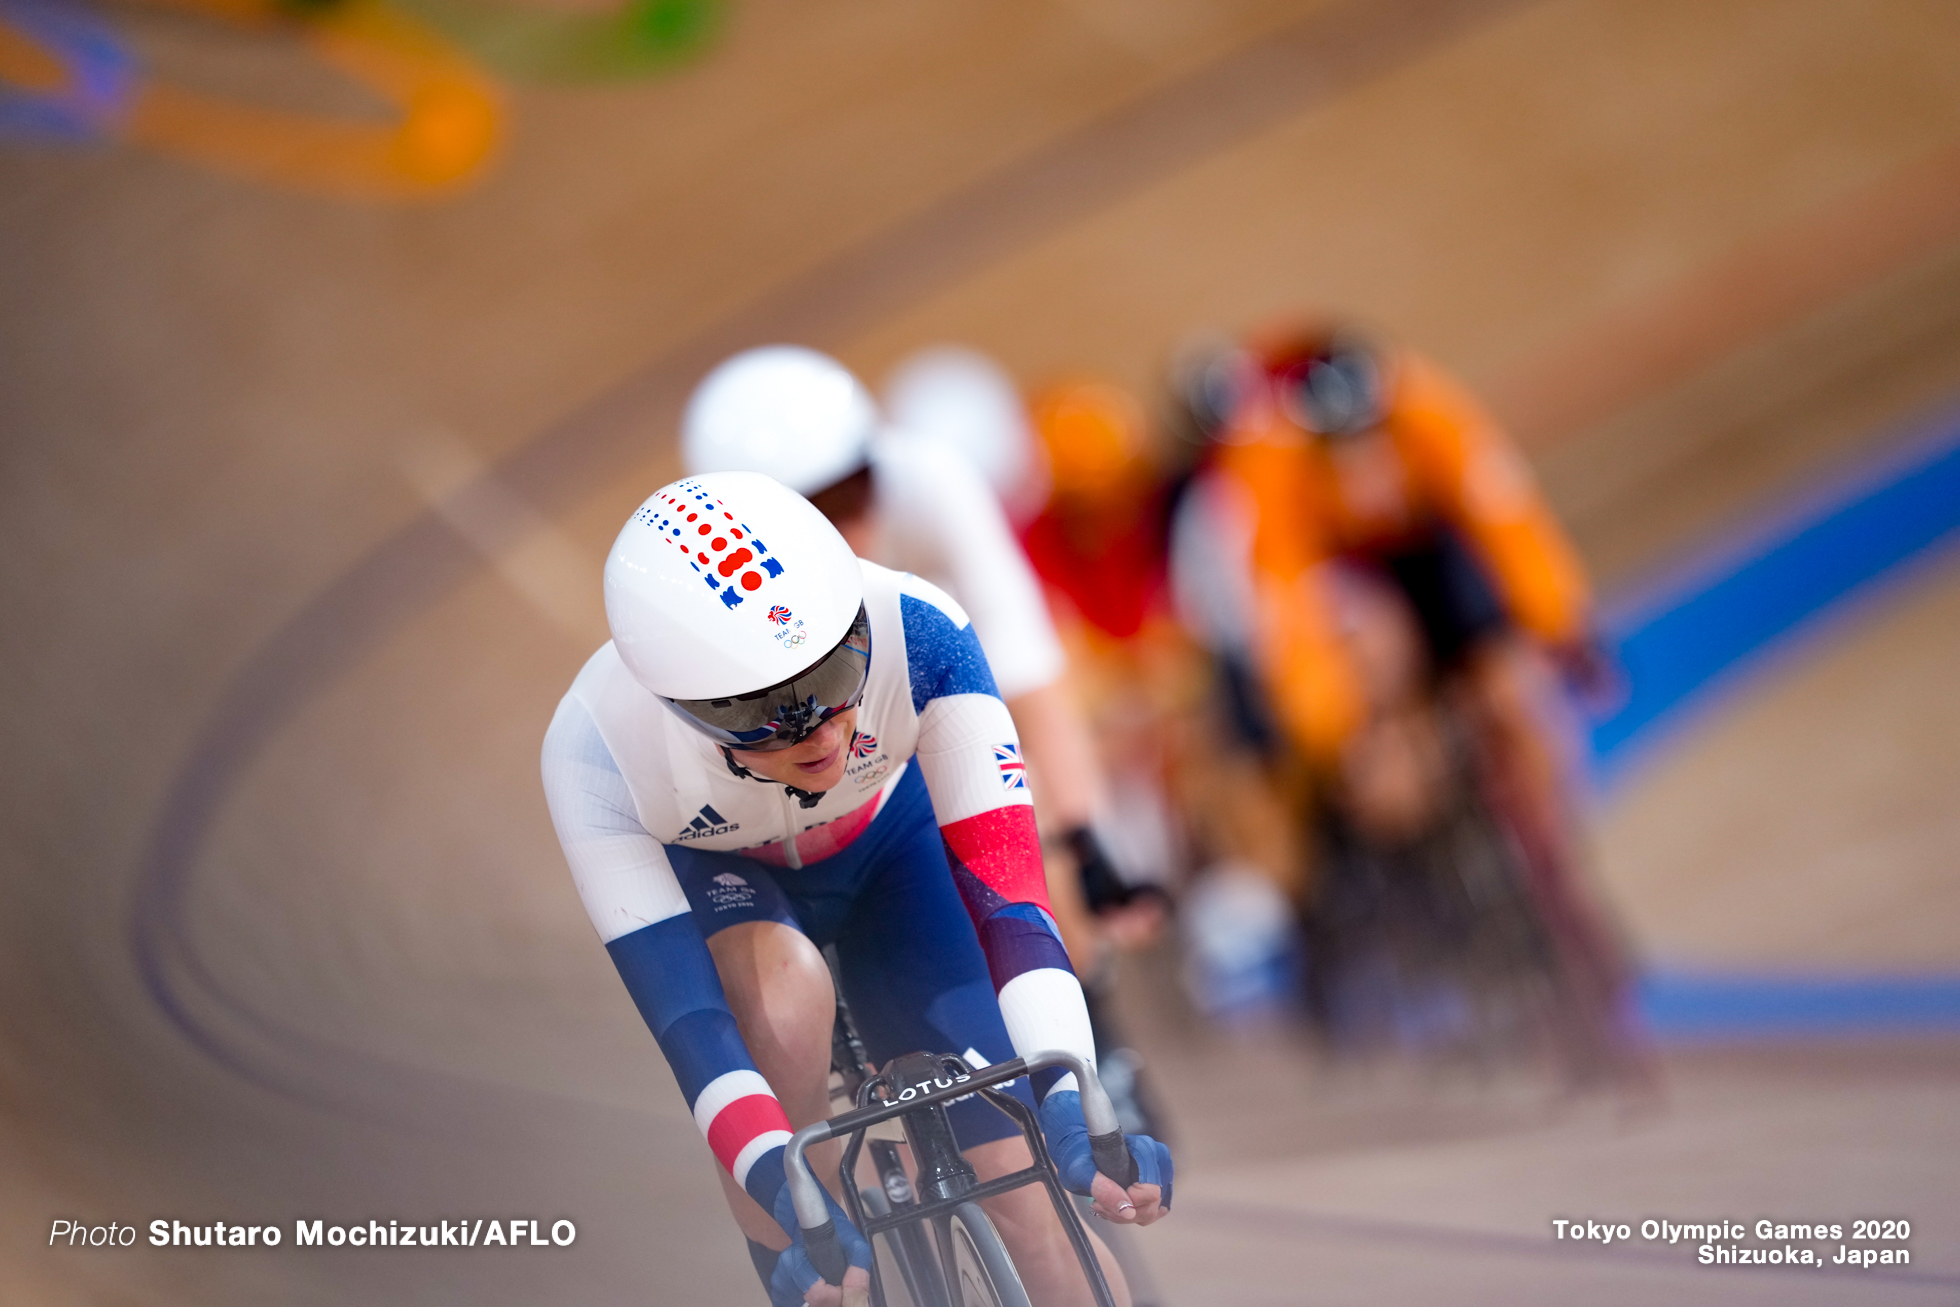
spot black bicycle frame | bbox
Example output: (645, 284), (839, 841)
(810, 1053), (1123, 1307)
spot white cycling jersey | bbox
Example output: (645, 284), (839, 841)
(865, 435), (1065, 702)
(542, 560), (1094, 1204)
(545, 561), (1043, 911)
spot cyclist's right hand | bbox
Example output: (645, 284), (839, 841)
(769, 1178), (872, 1306)
(1552, 632), (1621, 708)
(779, 1259), (868, 1307)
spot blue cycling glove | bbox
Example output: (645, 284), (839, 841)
(1037, 1089), (1174, 1212)
(765, 1175), (872, 1305)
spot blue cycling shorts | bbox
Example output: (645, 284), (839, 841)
(665, 762), (1036, 1149)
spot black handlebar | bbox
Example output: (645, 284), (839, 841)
(804, 1217), (850, 1287)
(786, 1048), (1137, 1286)
(1089, 1128), (1140, 1190)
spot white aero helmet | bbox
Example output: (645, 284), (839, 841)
(882, 344), (1046, 521)
(882, 346), (1032, 494)
(681, 345), (878, 494)
(605, 471), (871, 749)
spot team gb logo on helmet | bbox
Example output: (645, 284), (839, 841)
(633, 480), (786, 610)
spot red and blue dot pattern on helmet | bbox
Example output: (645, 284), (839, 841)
(767, 604), (792, 625)
(633, 480), (787, 610)
(993, 742), (1026, 789)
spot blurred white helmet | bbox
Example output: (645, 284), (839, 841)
(604, 473), (869, 740)
(882, 345), (1044, 516)
(682, 346), (878, 495)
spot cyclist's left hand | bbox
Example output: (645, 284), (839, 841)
(1038, 1089), (1174, 1226)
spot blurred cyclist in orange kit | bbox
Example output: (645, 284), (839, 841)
(1221, 328), (1598, 805)
(1194, 322), (1639, 1076)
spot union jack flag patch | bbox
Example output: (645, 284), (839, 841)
(851, 731), (879, 758)
(994, 743), (1027, 789)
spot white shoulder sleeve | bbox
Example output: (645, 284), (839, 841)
(875, 439), (1066, 701)
(540, 694), (691, 944)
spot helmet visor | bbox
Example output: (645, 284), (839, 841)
(1274, 336), (1385, 437)
(663, 606), (872, 751)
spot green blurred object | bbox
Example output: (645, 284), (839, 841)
(389, 0), (721, 83)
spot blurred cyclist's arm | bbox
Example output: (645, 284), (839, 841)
(1212, 425), (1365, 771)
(540, 698), (869, 1296)
(1391, 352), (1596, 655)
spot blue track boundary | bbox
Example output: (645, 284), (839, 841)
(1590, 417), (1960, 780)
(1581, 410), (1960, 1038)
(1637, 972), (1960, 1039)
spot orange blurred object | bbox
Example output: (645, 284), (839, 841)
(1023, 379), (1169, 646)
(1031, 380), (1150, 506)
(125, 0), (502, 200)
(1213, 340), (1593, 766)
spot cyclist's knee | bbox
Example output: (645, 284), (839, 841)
(707, 921), (834, 1077)
(1338, 706), (1447, 841)
(1334, 565), (1427, 711)
(962, 1134), (1033, 1182)
(965, 1138), (1061, 1245)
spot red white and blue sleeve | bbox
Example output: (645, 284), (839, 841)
(540, 697), (797, 1222)
(898, 575), (1098, 1097)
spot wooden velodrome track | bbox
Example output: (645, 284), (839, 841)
(5, 0), (1959, 1301)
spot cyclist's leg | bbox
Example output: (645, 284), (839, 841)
(1325, 560), (1447, 842)
(665, 849), (840, 1253)
(1461, 633), (1581, 868)
(1382, 523), (1534, 794)
(831, 776), (1131, 1307)
(1463, 632), (1643, 1064)
(963, 1134), (1128, 1307)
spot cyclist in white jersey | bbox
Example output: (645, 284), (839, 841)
(541, 472), (1171, 1306)
(680, 348), (1149, 964)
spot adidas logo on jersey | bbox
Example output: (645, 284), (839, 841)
(675, 803), (740, 843)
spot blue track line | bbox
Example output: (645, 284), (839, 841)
(1581, 411), (1960, 1039)
(1638, 973), (1960, 1039)
(1589, 417), (1960, 782)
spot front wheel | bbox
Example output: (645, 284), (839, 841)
(944, 1203), (1033, 1307)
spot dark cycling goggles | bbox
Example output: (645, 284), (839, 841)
(663, 606), (872, 752)
(1276, 336), (1385, 438)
